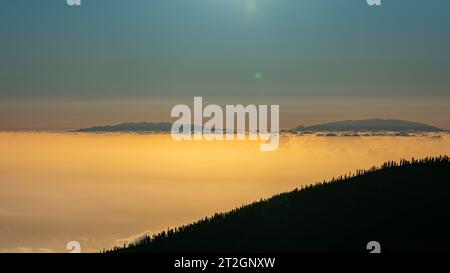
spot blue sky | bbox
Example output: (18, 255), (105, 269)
(0, 0), (449, 129)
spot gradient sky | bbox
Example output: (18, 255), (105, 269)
(1, 0), (449, 130)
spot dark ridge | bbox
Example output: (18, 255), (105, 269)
(107, 156), (450, 253)
(74, 122), (173, 132)
(73, 122), (210, 133)
(293, 119), (445, 132)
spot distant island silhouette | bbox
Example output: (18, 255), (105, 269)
(108, 156), (450, 253)
(293, 119), (445, 132)
(75, 119), (445, 133)
(74, 122), (173, 132)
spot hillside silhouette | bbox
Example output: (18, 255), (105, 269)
(74, 122), (206, 133)
(75, 119), (446, 133)
(74, 122), (173, 132)
(294, 119), (445, 132)
(110, 156), (450, 253)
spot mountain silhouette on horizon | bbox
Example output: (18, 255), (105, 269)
(74, 122), (173, 132)
(109, 156), (450, 253)
(293, 119), (445, 132)
(75, 119), (445, 133)
(73, 122), (209, 133)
